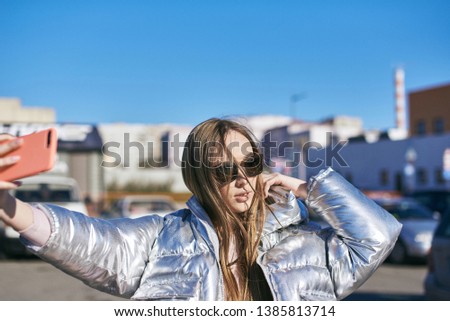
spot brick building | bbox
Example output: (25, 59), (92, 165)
(409, 83), (450, 136)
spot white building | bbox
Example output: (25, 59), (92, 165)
(262, 115), (364, 180)
(97, 115), (300, 193)
(98, 123), (192, 193)
(306, 132), (450, 193)
(0, 98), (55, 123)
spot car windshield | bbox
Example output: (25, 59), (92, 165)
(413, 192), (450, 214)
(128, 200), (175, 215)
(13, 183), (80, 203)
(437, 215), (450, 238)
(379, 200), (435, 220)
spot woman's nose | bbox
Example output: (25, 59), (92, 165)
(234, 175), (248, 188)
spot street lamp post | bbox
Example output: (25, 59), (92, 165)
(289, 92), (307, 180)
(290, 92), (307, 120)
(403, 147), (417, 195)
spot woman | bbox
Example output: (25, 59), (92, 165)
(0, 118), (401, 301)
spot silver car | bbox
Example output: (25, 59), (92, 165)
(424, 212), (450, 300)
(374, 197), (439, 264)
(0, 175), (88, 258)
(109, 195), (180, 219)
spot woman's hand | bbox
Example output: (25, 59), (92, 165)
(262, 172), (308, 200)
(0, 134), (23, 190)
(0, 134), (34, 232)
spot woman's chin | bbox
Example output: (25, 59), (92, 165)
(229, 199), (253, 214)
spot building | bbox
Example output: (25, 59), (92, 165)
(307, 133), (450, 193)
(234, 114), (293, 140)
(0, 123), (105, 202)
(302, 81), (450, 193)
(409, 83), (450, 136)
(97, 115), (296, 194)
(98, 123), (192, 193)
(0, 98), (105, 204)
(0, 98), (55, 123)
(261, 115), (364, 180)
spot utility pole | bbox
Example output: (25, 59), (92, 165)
(290, 92), (307, 120)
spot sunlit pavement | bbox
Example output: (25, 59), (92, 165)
(0, 259), (428, 301)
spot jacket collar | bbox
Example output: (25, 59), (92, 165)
(186, 196), (214, 227)
(186, 196), (220, 255)
(186, 195), (307, 238)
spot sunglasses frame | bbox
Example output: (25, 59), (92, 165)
(213, 152), (263, 185)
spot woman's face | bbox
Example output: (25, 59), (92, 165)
(218, 130), (259, 215)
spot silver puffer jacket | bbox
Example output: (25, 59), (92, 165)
(23, 168), (402, 300)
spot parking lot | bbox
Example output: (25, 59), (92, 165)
(0, 258), (427, 301)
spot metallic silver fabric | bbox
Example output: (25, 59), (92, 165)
(24, 168), (402, 300)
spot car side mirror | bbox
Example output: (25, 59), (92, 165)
(433, 211), (441, 220)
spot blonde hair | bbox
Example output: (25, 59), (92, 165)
(182, 118), (268, 300)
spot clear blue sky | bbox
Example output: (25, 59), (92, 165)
(1, 0), (449, 130)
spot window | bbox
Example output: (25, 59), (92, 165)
(417, 168), (428, 185)
(395, 172), (403, 192)
(416, 120), (426, 135)
(380, 169), (389, 186)
(433, 117), (445, 134)
(435, 168), (445, 185)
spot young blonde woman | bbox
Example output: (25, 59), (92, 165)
(0, 118), (401, 301)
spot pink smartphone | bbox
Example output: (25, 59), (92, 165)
(0, 128), (58, 181)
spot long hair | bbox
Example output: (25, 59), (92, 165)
(181, 118), (268, 300)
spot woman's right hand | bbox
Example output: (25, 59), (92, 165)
(262, 172), (308, 200)
(0, 134), (23, 186)
(0, 134), (23, 218)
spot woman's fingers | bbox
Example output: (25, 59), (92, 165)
(0, 134), (15, 141)
(0, 137), (23, 156)
(262, 172), (308, 199)
(0, 180), (21, 190)
(0, 135), (23, 189)
(262, 172), (283, 197)
(0, 134), (17, 145)
(0, 155), (21, 167)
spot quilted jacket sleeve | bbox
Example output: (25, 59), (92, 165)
(306, 168), (402, 299)
(22, 203), (165, 299)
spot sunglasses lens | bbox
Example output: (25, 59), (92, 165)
(214, 153), (263, 185)
(243, 153), (263, 177)
(214, 162), (238, 184)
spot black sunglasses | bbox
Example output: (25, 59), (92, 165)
(214, 153), (263, 185)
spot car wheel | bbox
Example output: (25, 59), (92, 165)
(389, 241), (408, 264)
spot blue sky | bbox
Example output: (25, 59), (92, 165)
(1, 0), (449, 130)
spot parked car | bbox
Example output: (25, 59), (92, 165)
(424, 211), (450, 300)
(410, 190), (450, 221)
(308, 196), (438, 264)
(0, 175), (88, 258)
(374, 197), (439, 264)
(109, 195), (180, 219)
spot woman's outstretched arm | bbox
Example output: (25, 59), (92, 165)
(0, 135), (35, 233)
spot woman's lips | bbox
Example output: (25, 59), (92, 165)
(235, 191), (252, 203)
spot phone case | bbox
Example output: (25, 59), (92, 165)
(0, 128), (58, 181)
